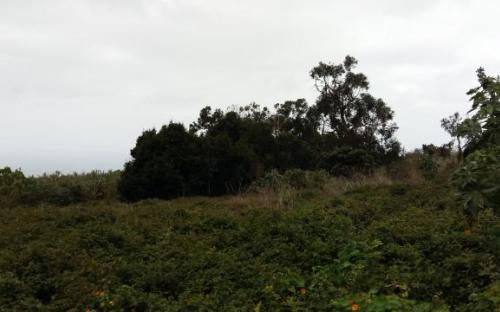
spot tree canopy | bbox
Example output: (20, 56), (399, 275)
(119, 56), (401, 201)
(310, 56), (398, 152)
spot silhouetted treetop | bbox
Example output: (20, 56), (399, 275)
(119, 56), (401, 201)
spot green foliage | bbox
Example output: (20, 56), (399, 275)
(418, 154), (439, 180)
(118, 123), (206, 201)
(466, 68), (500, 148)
(0, 167), (33, 206)
(441, 112), (464, 159)
(452, 147), (500, 222)
(0, 168), (120, 207)
(310, 55), (399, 156)
(250, 169), (329, 192)
(451, 68), (500, 222)
(321, 146), (376, 176)
(120, 56), (402, 201)
(467, 282), (500, 311)
(0, 180), (498, 310)
(330, 293), (448, 311)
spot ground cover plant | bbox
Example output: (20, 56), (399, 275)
(0, 165), (499, 311)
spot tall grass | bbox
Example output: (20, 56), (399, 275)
(243, 153), (458, 209)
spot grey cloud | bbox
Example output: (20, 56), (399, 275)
(1, 0), (499, 174)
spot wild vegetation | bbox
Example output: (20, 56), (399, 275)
(0, 168), (119, 207)
(451, 68), (500, 226)
(0, 57), (499, 310)
(0, 160), (499, 311)
(119, 56), (401, 201)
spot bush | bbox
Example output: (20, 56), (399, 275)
(0, 168), (120, 207)
(249, 169), (330, 193)
(320, 147), (377, 177)
(418, 154), (439, 180)
(118, 123), (260, 201)
(0, 167), (33, 207)
(1, 181), (498, 310)
(119, 60), (403, 202)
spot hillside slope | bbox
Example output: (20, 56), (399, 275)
(0, 181), (499, 311)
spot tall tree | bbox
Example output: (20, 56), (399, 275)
(453, 68), (500, 224)
(466, 68), (500, 148)
(441, 112), (464, 161)
(310, 56), (399, 156)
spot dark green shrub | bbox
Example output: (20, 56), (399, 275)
(418, 154), (438, 180)
(321, 147), (376, 177)
(0, 167), (32, 207)
(119, 56), (402, 201)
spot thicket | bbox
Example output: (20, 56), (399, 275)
(0, 148), (445, 209)
(0, 147), (450, 208)
(0, 168), (119, 207)
(0, 176), (498, 310)
(119, 56), (402, 201)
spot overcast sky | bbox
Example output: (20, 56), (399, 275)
(1, 0), (499, 175)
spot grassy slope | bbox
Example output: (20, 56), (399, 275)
(0, 182), (499, 311)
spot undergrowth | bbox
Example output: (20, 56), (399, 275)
(0, 155), (498, 310)
(0, 176), (499, 310)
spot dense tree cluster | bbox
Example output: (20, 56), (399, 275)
(119, 56), (401, 201)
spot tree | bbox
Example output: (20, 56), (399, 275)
(310, 56), (398, 152)
(441, 112), (464, 161)
(452, 68), (500, 225)
(465, 68), (500, 148)
(310, 56), (400, 170)
(119, 56), (402, 200)
(0, 167), (30, 206)
(119, 123), (203, 201)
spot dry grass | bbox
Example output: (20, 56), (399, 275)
(226, 169), (395, 210)
(226, 154), (459, 210)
